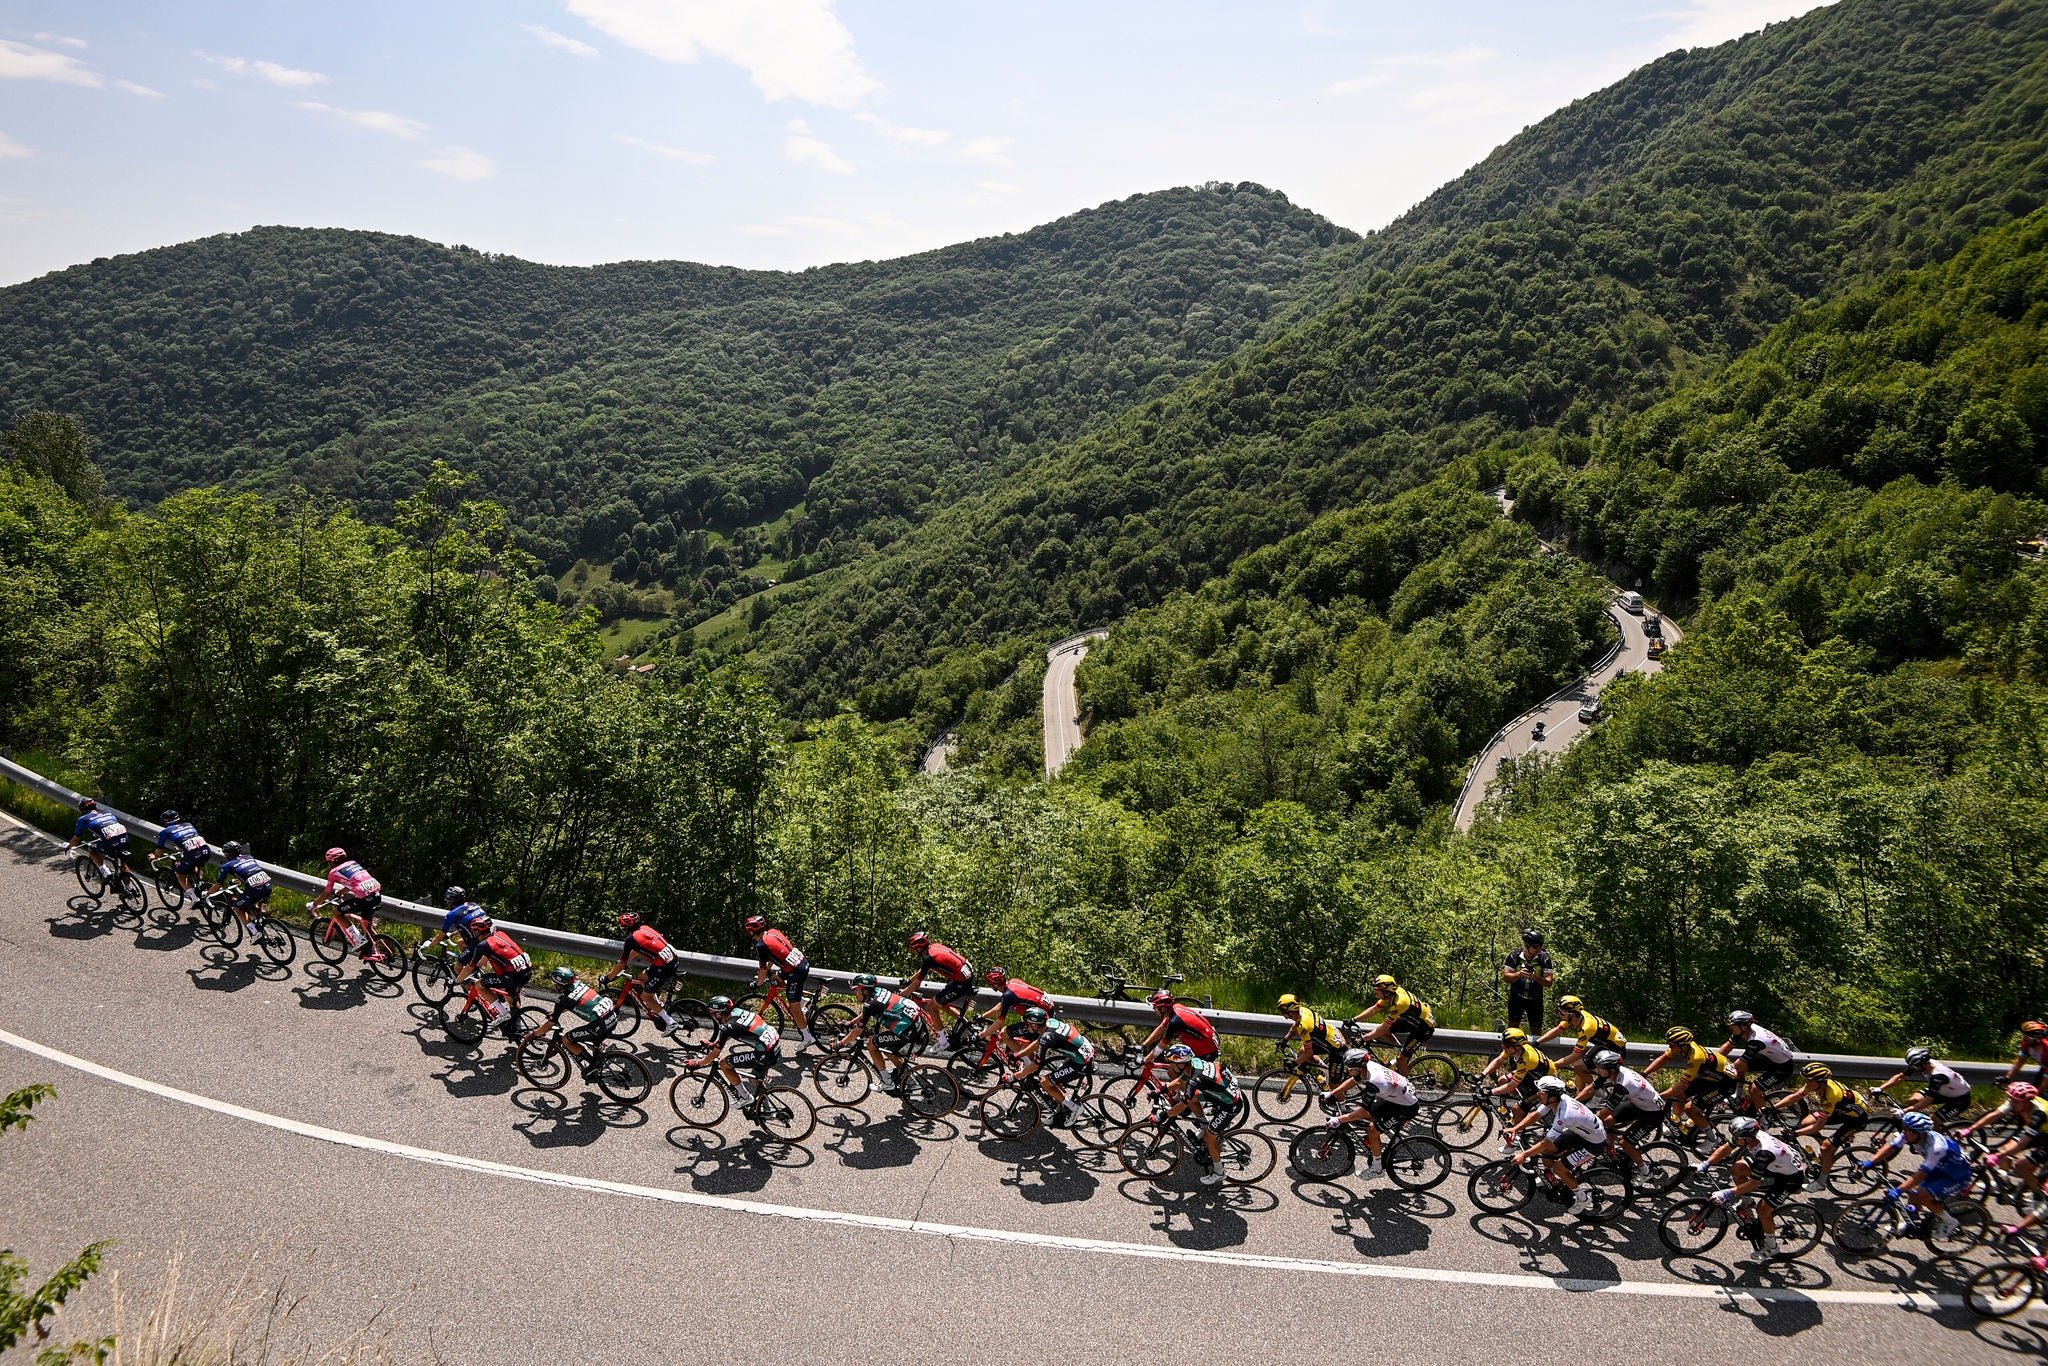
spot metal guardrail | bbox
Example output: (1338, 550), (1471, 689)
(0, 754), (2011, 1084)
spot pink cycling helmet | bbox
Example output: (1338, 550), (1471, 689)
(2011, 1082), (2041, 1103)
(324, 846), (347, 865)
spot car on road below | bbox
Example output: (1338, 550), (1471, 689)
(1620, 591), (1644, 614)
(1646, 638), (1667, 660)
(1644, 613), (1662, 637)
(1578, 698), (1604, 723)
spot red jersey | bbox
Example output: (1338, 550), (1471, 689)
(998, 979), (1053, 1015)
(756, 929), (806, 971)
(1164, 1003), (1219, 1056)
(921, 944), (971, 982)
(627, 924), (677, 964)
(481, 931), (530, 973)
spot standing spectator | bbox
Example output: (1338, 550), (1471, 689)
(1504, 928), (1555, 1029)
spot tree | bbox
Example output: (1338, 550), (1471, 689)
(0, 1085), (110, 1362)
(2, 413), (101, 508)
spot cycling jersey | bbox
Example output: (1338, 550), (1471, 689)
(919, 944), (973, 982)
(1748, 1132), (1805, 1176)
(864, 990), (924, 1035)
(1286, 1007), (1348, 1054)
(440, 902), (490, 943)
(1737, 1025), (1795, 1065)
(1038, 1017), (1095, 1064)
(1544, 1096), (1608, 1146)
(2021, 1097), (2048, 1138)
(1678, 1043), (1737, 1085)
(1185, 1057), (1241, 1109)
(996, 979), (1054, 1017)
(553, 979), (615, 1026)
(479, 931), (531, 974)
(1813, 1079), (1868, 1120)
(217, 854), (272, 902)
(74, 810), (128, 848)
(1917, 1132), (1972, 1176)
(1604, 1067), (1667, 1113)
(1502, 1043), (1555, 1083)
(323, 859), (382, 902)
(1162, 1003), (1220, 1057)
(155, 820), (207, 856)
(718, 1006), (780, 1055)
(755, 929), (806, 972)
(1569, 1011), (1626, 1050)
(1913, 1060), (1972, 1100)
(1381, 987), (1435, 1030)
(626, 924), (678, 965)
(2019, 1038), (2048, 1070)
(1362, 1060), (1418, 1107)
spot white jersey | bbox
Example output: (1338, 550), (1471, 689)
(1364, 1061), (1418, 1107)
(1923, 1061), (1971, 1099)
(1742, 1025), (1794, 1064)
(1545, 1096), (1608, 1145)
(1607, 1067), (1667, 1112)
(1750, 1132), (1805, 1175)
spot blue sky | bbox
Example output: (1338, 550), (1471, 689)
(0, 1), (1830, 286)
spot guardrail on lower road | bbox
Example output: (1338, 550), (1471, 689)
(0, 753), (2011, 1084)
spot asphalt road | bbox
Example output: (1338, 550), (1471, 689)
(0, 817), (2024, 1363)
(1042, 630), (1107, 776)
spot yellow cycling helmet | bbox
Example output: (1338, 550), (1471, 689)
(1374, 974), (1398, 993)
(1666, 1026), (1695, 1046)
(1558, 995), (1584, 1014)
(1801, 1062), (1832, 1081)
(1500, 1027), (1528, 1045)
(1277, 993), (1300, 1011)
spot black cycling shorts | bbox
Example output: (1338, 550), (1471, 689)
(1741, 1045), (1796, 1084)
(482, 968), (531, 997)
(1551, 1131), (1598, 1158)
(778, 963), (810, 998)
(1686, 1071), (1737, 1101)
(1758, 1168), (1806, 1202)
(935, 977), (975, 1009)
(1368, 1097), (1422, 1133)
(1044, 1054), (1091, 1087)
(1391, 1015), (1434, 1046)
(173, 849), (208, 876)
(1609, 1101), (1666, 1136)
(640, 960), (679, 994)
(729, 1045), (774, 1077)
(233, 885), (272, 910)
(1824, 1112), (1868, 1141)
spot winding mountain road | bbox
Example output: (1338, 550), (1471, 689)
(1043, 630), (1108, 776)
(0, 813), (2006, 1362)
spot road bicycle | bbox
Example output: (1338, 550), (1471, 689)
(948, 1014), (1031, 1098)
(1831, 1183), (1989, 1256)
(735, 973), (857, 1053)
(1416, 1070), (1516, 1152)
(438, 976), (546, 1048)
(145, 847), (200, 914)
(1100, 1055), (1251, 1134)
(1286, 1110), (1453, 1191)
(516, 1025), (654, 1105)
(1117, 1105), (1277, 1186)
(307, 906), (405, 983)
(808, 1042), (960, 1119)
(976, 1056), (1129, 1148)
(1967, 1255), (2048, 1319)
(1658, 1193), (1825, 1263)
(73, 845), (147, 919)
(1466, 1137), (1635, 1226)
(600, 969), (717, 1048)
(411, 939), (464, 1007)
(668, 1049), (817, 1142)
(191, 885), (297, 965)
(1250, 1047), (1342, 1124)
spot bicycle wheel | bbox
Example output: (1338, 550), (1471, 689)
(1069, 1092), (1131, 1150)
(1823, 1154), (1882, 1198)
(410, 949), (457, 1007)
(1288, 1126), (1356, 1181)
(194, 893), (232, 941)
(810, 1002), (859, 1041)
(947, 1047), (1006, 1099)
(1832, 1199), (1896, 1256)
(1119, 1120), (1185, 1179)
(516, 1034), (569, 1090)
(1220, 1130), (1277, 1185)
(979, 1085), (1043, 1140)
(900, 1065), (958, 1119)
(251, 916), (296, 965)
(1385, 1133), (1453, 1192)
(1658, 1197), (1729, 1254)
(366, 933), (406, 983)
(113, 868), (148, 917)
(1406, 1054), (1458, 1103)
(441, 998), (486, 1046)
(810, 1054), (871, 1107)
(591, 1049), (653, 1105)
(152, 864), (186, 911)
(73, 855), (104, 900)
(668, 1070), (730, 1127)
(737, 992), (792, 1038)
(1626, 1140), (1687, 1197)
(211, 912), (244, 951)
(1252, 1068), (1316, 1124)
(1426, 1098), (1495, 1152)
(608, 995), (644, 1041)
(1926, 1198), (1991, 1255)
(1573, 1160), (1633, 1224)
(309, 917), (349, 965)
(1967, 1261), (2044, 1319)
(1468, 1159), (1538, 1214)
(661, 997), (717, 1049)
(1771, 1202), (1824, 1260)
(751, 1086), (817, 1143)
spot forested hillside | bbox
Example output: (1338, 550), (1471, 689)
(0, 185), (1348, 614)
(756, 0), (2048, 723)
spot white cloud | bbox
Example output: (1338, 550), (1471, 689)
(617, 133), (714, 164)
(34, 33), (87, 50)
(298, 101), (429, 141)
(562, 0), (877, 107)
(1655, 0), (1835, 49)
(420, 146), (497, 181)
(197, 52), (328, 87)
(0, 132), (30, 158)
(1327, 45), (1495, 96)
(854, 112), (947, 147)
(0, 39), (101, 87)
(115, 78), (165, 99)
(783, 117), (852, 173)
(523, 24), (600, 59)
(959, 135), (1012, 167)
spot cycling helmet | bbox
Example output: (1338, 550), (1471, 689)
(475, 916), (494, 934)
(1728, 1116), (1761, 1140)
(79, 797), (98, 813)
(743, 915), (767, 934)
(1727, 1010), (1755, 1028)
(1150, 989), (1175, 1011)
(708, 995), (732, 1014)
(1521, 928), (1545, 946)
(1500, 1027), (1529, 1045)
(222, 840), (245, 858)
(1373, 974), (1398, 993)
(908, 931), (930, 952)
(1899, 1111), (1935, 1135)
(2025, 1021), (2048, 1038)
(1590, 1050), (1622, 1072)
(1802, 1062), (1833, 1081)
(1905, 1047), (1934, 1070)
(617, 913), (640, 931)
(1277, 993), (1300, 1010)
(984, 965), (1008, 988)
(444, 886), (467, 905)
(2010, 1082), (2041, 1103)
(1534, 1075), (1568, 1097)
(159, 809), (178, 823)
(1666, 1026), (1695, 1046)
(550, 966), (575, 987)
(1022, 1007), (1048, 1026)
(1165, 1044), (1195, 1063)
(852, 972), (879, 993)
(1342, 1048), (1370, 1070)
(324, 847), (346, 865)
(1558, 995), (1584, 1013)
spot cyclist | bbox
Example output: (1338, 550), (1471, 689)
(1861, 1110), (1974, 1242)
(454, 917), (532, 1035)
(1142, 988), (1220, 1064)
(425, 886), (490, 955)
(1320, 1046), (1421, 1181)
(1536, 995), (1628, 1085)
(1504, 1074), (1608, 1215)
(834, 973), (930, 1094)
(1780, 1062), (1869, 1184)
(153, 810), (211, 895)
(1350, 974), (1436, 1075)
(1692, 1115), (1808, 1262)
(66, 798), (129, 882)
(1877, 1047), (1974, 1124)
(687, 995), (780, 1112)
(902, 931), (977, 1051)
(613, 913), (686, 1037)
(528, 965), (619, 1062)
(1011, 1006), (1094, 1127)
(1580, 1048), (1666, 1170)
(1503, 928), (1555, 1030)
(1644, 1026), (1740, 1131)
(1480, 1026), (1557, 1147)
(207, 840), (273, 942)
(1963, 1081), (2048, 1237)
(744, 915), (816, 1047)
(311, 847), (385, 962)
(1721, 1011), (1798, 1110)
(1160, 1043), (1242, 1188)
(1278, 993), (1350, 1087)
(2005, 1022), (2048, 1088)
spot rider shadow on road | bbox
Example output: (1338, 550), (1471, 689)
(1118, 1175), (1275, 1250)
(186, 945), (291, 993)
(45, 902), (118, 940)
(511, 1087), (648, 1149)
(820, 1105), (937, 1170)
(1469, 1210), (1628, 1288)
(667, 1125), (814, 1196)
(1294, 1179), (1452, 1259)
(293, 964), (401, 1012)
(976, 1131), (1104, 1206)
(132, 914), (200, 953)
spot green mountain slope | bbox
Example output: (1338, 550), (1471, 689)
(755, 0), (2048, 724)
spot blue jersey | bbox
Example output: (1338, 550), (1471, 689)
(156, 820), (208, 860)
(1919, 1132), (1971, 1177)
(441, 902), (489, 942)
(218, 854), (272, 896)
(75, 810), (128, 845)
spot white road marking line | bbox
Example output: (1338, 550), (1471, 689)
(0, 1026), (1956, 1310)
